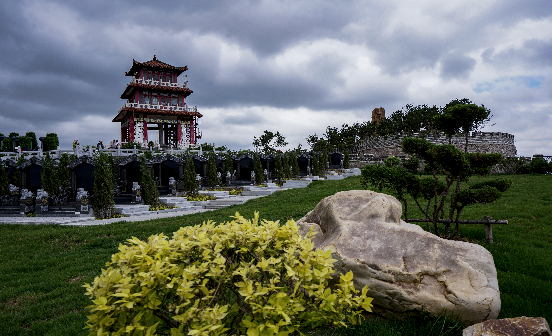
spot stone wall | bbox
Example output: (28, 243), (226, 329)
(352, 131), (517, 161)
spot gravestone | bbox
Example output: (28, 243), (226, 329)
(131, 182), (141, 204)
(35, 189), (49, 214)
(169, 177), (177, 195)
(76, 188), (89, 214)
(20, 189), (34, 215)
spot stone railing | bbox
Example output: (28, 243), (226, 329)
(129, 77), (188, 88)
(119, 102), (198, 114)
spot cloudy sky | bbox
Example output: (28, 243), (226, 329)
(1, 0), (551, 156)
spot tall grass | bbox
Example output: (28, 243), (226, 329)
(0, 174), (550, 335)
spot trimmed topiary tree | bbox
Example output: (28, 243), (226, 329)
(41, 153), (58, 195)
(253, 153), (263, 185)
(207, 152), (218, 187)
(343, 150), (350, 169)
(183, 155), (198, 194)
(140, 156), (159, 207)
(0, 162), (9, 195)
(84, 213), (373, 335)
(92, 152), (115, 219)
(274, 154), (284, 185)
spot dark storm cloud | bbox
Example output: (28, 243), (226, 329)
(0, 0), (551, 154)
(440, 53), (476, 80)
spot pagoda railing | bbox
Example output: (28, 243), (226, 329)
(119, 102), (198, 113)
(129, 77), (188, 88)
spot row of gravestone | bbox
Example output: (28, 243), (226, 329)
(6, 186), (90, 216)
(1, 152), (345, 194)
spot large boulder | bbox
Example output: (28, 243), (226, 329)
(297, 190), (500, 326)
(463, 316), (551, 336)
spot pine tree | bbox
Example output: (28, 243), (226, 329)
(140, 156), (159, 206)
(253, 153), (264, 185)
(92, 152), (115, 219)
(207, 153), (218, 187)
(183, 155), (198, 194)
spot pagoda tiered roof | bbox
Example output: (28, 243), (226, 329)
(112, 103), (203, 122)
(120, 79), (193, 99)
(125, 56), (188, 77)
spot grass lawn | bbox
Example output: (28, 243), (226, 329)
(0, 174), (551, 335)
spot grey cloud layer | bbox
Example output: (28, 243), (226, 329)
(0, 0), (551, 155)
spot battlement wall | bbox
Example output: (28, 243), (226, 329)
(352, 131), (517, 159)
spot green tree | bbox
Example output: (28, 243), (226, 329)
(92, 152), (115, 219)
(183, 155), (198, 194)
(274, 154), (284, 185)
(207, 152), (218, 187)
(41, 153), (58, 195)
(19, 136), (32, 151)
(140, 156), (160, 207)
(253, 153), (264, 185)
(434, 99), (491, 152)
(57, 153), (73, 192)
(282, 152), (290, 179)
(312, 153), (320, 176)
(223, 153), (234, 185)
(26, 132), (38, 150)
(43, 133), (59, 151)
(252, 130), (288, 154)
(12, 156), (25, 188)
(0, 162), (10, 195)
(290, 151), (299, 178)
(343, 149), (350, 169)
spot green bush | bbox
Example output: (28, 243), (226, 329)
(84, 213), (373, 336)
(530, 157), (551, 174)
(470, 178), (512, 192)
(122, 141), (143, 149)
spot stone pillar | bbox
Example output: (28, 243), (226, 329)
(131, 182), (142, 204)
(35, 189), (49, 214)
(76, 188), (89, 215)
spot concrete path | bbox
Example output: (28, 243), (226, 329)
(0, 195), (265, 227)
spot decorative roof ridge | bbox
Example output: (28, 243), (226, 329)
(125, 56), (188, 76)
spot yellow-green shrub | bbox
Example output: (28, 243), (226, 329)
(84, 213), (373, 336)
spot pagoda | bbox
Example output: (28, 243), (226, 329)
(113, 56), (202, 149)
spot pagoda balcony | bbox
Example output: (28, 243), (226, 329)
(119, 102), (198, 113)
(129, 77), (188, 88)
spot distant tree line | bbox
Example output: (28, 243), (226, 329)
(0, 132), (59, 152)
(306, 98), (491, 153)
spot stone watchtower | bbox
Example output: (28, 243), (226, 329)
(112, 56), (202, 149)
(371, 107), (385, 125)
